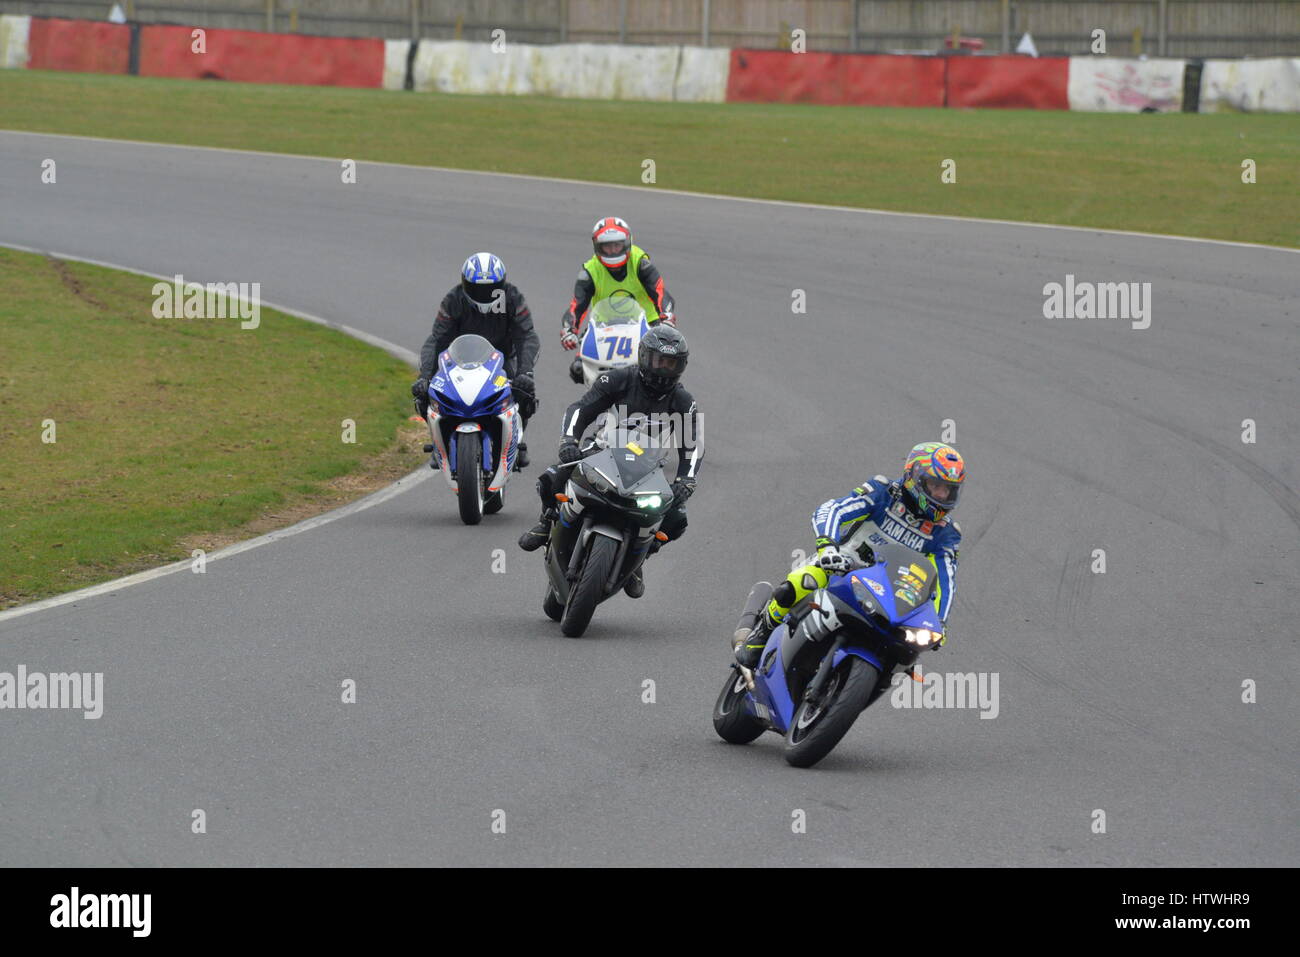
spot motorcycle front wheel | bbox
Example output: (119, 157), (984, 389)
(560, 535), (617, 638)
(783, 656), (878, 768)
(455, 432), (484, 525)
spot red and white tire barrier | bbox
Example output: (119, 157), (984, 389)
(1199, 57), (1300, 113)
(2, 16), (1298, 114)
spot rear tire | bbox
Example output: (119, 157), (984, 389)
(455, 432), (484, 525)
(542, 586), (563, 622)
(712, 671), (765, 744)
(783, 656), (878, 768)
(561, 535), (618, 638)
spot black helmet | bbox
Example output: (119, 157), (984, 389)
(638, 324), (688, 398)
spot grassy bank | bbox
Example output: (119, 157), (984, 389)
(0, 246), (419, 607)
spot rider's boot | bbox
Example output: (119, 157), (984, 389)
(518, 508), (555, 552)
(733, 607), (779, 669)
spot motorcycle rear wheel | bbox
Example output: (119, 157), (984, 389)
(712, 670), (765, 744)
(542, 585), (564, 622)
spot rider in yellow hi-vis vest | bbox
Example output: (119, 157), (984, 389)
(561, 217), (676, 379)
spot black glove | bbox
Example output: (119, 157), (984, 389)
(558, 439), (582, 464)
(512, 372), (537, 417)
(670, 477), (696, 504)
(411, 377), (430, 398)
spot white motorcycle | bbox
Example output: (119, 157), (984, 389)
(569, 294), (650, 387)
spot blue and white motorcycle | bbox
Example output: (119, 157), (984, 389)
(424, 334), (522, 525)
(569, 293), (650, 387)
(713, 541), (946, 768)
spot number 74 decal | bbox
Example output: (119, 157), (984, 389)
(602, 337), (635, 360)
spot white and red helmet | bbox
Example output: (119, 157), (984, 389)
(592, 216), (632, 268)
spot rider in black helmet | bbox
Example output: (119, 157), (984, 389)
(517, 325), (702, 599)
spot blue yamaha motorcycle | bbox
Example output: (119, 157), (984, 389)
(713, 541), (946, 767)
(423, 334), (522, 525)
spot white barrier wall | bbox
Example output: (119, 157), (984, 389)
(674, 46), (730, 103)
(1199, 58), (1300, 113)
(0, 14), (30, 70)
(382, 39), (410, 91)
(1067, 57), (1185, 112)
(411, 41), (728, 103)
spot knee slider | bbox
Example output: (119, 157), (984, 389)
(773, 580), (797, 608)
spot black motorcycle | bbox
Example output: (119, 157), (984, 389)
(541, 425), (675, 637)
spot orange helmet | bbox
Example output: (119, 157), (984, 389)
(901, 442), (966, 522)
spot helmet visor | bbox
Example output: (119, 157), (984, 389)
(921, 474), (960, 506)
(463, 280), (503, 305)
(646, 351), (686, 377)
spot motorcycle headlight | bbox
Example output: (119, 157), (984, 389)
(582, 464), (615, 495)
(636, 493), (663, 510)
(850, 577), (879, 615)
(904, 628), (939, 647)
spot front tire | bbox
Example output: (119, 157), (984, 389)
(455, 431), (484, 525)
(712, 671), (765, 744)
(783, 656), (878, 768)
(560, 535), (618, 638)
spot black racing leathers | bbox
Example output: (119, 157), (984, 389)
(417, 283), (540, 423)
(538, 367), (702, 542)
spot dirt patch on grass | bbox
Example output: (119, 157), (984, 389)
(49, 257), (108, 310)
(180, 418), (428, 553)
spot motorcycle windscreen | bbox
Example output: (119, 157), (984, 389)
(587, 293), (646, 327)
(603, 425), (673, 489)
(872, 541), (938, 617)
(445, 334), (497, 370)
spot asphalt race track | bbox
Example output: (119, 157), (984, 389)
(1, 131), (1296, 867)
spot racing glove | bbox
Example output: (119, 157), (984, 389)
(658, 311), (676, 327)
(558, 439), (582, 464)
(670, 477), (696, 504)
(512, 372), (537, 416)
(411, 377), (430, 398)
(560, 311), (581, 350)
(815, 546), (852, 576)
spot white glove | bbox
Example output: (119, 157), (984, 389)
(815, 546), (852, 576)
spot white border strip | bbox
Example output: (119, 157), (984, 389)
(0, 243), (430, 625)
(1, 129), (1295, 255)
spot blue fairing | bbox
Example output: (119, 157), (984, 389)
(746, 550), (942, 734)
(431, 350), (511, 418)
(749, 624), (797, 731)
(429, 336), (515, 475)
(581, 324), (600, 360)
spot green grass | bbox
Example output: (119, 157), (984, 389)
(2, 69), (1298, 247)
(0, 247), (414, 606)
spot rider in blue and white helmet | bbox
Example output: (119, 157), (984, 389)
(412, 252), (541, 467)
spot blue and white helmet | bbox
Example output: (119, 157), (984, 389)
(460, 252), (506, 314)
